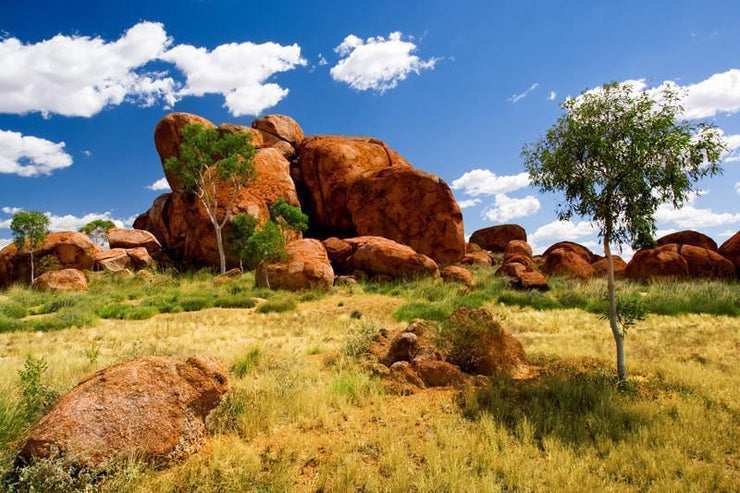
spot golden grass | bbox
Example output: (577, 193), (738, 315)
(1, 281), (739, 491)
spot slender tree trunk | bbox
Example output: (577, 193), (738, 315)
(30, 251), (35, 284)
(603, 233), (626, 382)
(215, 225), (226, 274)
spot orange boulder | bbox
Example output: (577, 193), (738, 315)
(469, 225), (526, 252)
(255, 239), (334, 290)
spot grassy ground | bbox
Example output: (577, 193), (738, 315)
(0, 270), (739, 491)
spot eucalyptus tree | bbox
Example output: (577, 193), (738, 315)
(79, 219), (116, 246)
(522, 81), (726, 381)
(11, 211), (50, 283)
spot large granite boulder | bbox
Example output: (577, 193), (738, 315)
(542, 241), (595, 263)
(541, 248), (596, 279)
(255, 239), (334, 290)
(323, 236), (439, 280)
(347, 167), (464, 265)
(106, 228), (162, 257)
(18, 356), (227, 467)
(469, 225), (526, 252)
(33, 269), (88, 292)
(719, 231), (740, 276)
(656, 230), (718, 252)
(625, 243), (734, 281)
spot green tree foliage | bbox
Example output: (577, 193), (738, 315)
(228, 213), (258, 270)
(11, 211), (50, 283)
(241, 221), (286, 270)
(522, 81), (726, 381)
(164, 124), (256, 273)
(270, 198), (309, 234)
(79, 219), (116, 246)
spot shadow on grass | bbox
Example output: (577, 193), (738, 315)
(457, 357), (649, 448)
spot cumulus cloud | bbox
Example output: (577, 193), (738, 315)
(0, 238), (10, 250)
(330, 32), (437, 93)
(656, 201), (740, 228)
(508, 82), (539, 103)
(0, 130), (73, 177)
(482, 194), (540, 223)
(146, 177), (171, 191)
(0, 22), (175, 117)
(457, 198), (481, 209)
(530, 220), (598, 245)
(548, 91), (557, 101)
(162, 40), (306, 116)
(736, 182), (740, 194)
(0, 22), (307, 118)
(0, 209), (134, 231)
(451, 169), (530, 196)
(681, 68), (740, 119)
(719, 129), (740, 162)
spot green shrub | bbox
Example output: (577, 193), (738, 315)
(0, 314), (25, 332)
(98, 304), (158, 320)
(178, 296), (213, 312)
(497, 291), (561, 310)
(232, 347), (262, 378)
(440, 308), (507, 374)
(0, 301), (27, 319)
(27, 308), (97, 331)
(394, 302), (452, 322)
(214, 296), (256, 309)
(329, 369), (378, 406)
(341, 322), (381, 358)
(256, 295), (297, 314)
(558, 291), (588, 309)
(17, 355), (56, 417)
(35, 296), (77, 315)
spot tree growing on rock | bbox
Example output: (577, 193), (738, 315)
(164, 124), (256, 273)
(522, 81), (726, 382)
(79, 219), (116, 247)
(11, 211), (50, 284)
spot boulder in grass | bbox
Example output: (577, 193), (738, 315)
(255, 239), (334, 290)
(542, 241), (595, 263)
(469, 225), (526, 252)
(34, 269), (88, 292)
(541, 248), (596, 279)
(719, 231), (740, 276)
(18, 356), (228, 467)
(441, 265), (475, 287)
(504, 240), (532, 258)
(592, 255), (627, 277)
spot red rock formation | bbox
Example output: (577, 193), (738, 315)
(625, 244), (689, 280)
(719, 231), (740, 276)
(469, 225), (526, 252)
(541, 248), (596, 279)
(461, 243), (493, 266)
(255, 239), (334, 290)
(441, 265), (475, 287)
(542, 241), (595, 263)
(656, 230), (718, 252)
(106, 228), (162, 256)
(504, 239), (533, 258)
(592, 255), (627, 277)
(347, 167), (465, 265)
(33, 269), (88, 292)
(18, 356), (227, 467)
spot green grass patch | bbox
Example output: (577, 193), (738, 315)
(256, 295), (297, 314)
(232, 347), (262, 378)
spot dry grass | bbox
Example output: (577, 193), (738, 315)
(0, 275), (739, 491)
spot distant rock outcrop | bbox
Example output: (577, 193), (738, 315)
(469, 225), (526, 252)
(18, 356), (228, 467)
(656, 230), (718, 252)
(719, 231), (740, 276)
(625, 243), (734, 281)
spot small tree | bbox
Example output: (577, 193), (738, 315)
(165, 124), (256, 273)
(228, 213), (258, 271)
(79, 219), (116, 246)
(522, 81), (726, 382)
(11, 211), (50, 283)
(269, 198), (309, 243)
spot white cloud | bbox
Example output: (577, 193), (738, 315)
(162, 40), (306, 116)
(457, 198), (481, 209)
(719, 129), (740, 162)
(1, 207), (23, 214)
(0, 209), (133, 231)
(548, 91), (557, 101)
(318, 53), (328, 66)
(530, 220), (598, 245)
(0, 22), (175, 117)
(147, 177), (171, 191)
(508, 82), (539, 103)
(0, 130), (73, 177)
(330, 32), (437, 93)
(681, 68), (740, 119)
(0, 238), (11, 250)
(482, 194), (540, 223)
(81, 150), (92, 158)
(0, 22), (307, 118)
(451, 169), (530, 196)
(656, 197), (740, 228)
(735, 182), (740, 194)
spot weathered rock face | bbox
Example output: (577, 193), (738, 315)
(441, 265), (475, 287)
(542, 241), (595, 263)
(323, 236), (439, 280)
(461, 242), (493, 266)
(34, 269), (88, 292)
(541, 248), (596, 279)
(135, 147), (301, 269)
(18, 356), (228, 467)
(626, 244), (688, 280)
(656, 230), (718, 252)
(294, 135), (411, 234)
(0, 232), (96, 287)
(155, 113), (217, 191)
(94, 248), (132, 272)
(347, 167), (465, 265)
(497, 254), (548, 290)
(504, 240), (532, 258)
(106, 228), (162, 256)
(592, 255), (627, 277)
(255, 239), (334, 291)
(626, 243), (734, 281)
(719, 231), (740, 276)
(252, 114), (304, 147)
(469, 225), (526, 252)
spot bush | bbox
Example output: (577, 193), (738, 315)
(394, 302), (452, 322)
(256, 295), (297, 314)
(17, 355), (56, 417)
(558, 291), (588, 309)
(27, 308), (98, 331)
(0, 314), (25, 332)
(178, 296), (213, 312)
(341, 322), (380, 358)
(497, 291), (561, 310)
(0, 301), (27, 319)
(214, 296), (256, 309)
(232, 347), (262, 378)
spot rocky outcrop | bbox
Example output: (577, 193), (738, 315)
(469, 225), (526, 252)
(460, 243), (493, 266)
(252, 114), (304, 147)
(497, 254), (548, 290)
(255, 239), (334, 290)
(155, 113), (217, 191)
(542, 241), (595, 263)
(504, 240), (532, 258)
(592, 255), (627, 277)
(94, 248), (132, 272)
(106, 228), (162, 257)
(541, 248), (596, 279)
(135, 147), (301, 269)
(347, 167), (465, 265)
(33, 269), (88, 292)
(323, 236), (439, 280)
(625, 243), (734, 281)
(441, 265), (475, 287)
(0, 232), (96, 287)
(18, 356), (228, 467)
(656, 230), (718, 252)
(719, 231), (740, 276)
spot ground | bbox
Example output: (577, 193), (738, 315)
(0, 271), (738, 491)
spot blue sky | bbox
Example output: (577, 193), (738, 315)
(1, 0), (739, 256)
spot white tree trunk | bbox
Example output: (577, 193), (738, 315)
(30, 250), (35, 284)
(215, 225), (226, 274)
(604, 235), (626, 382)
